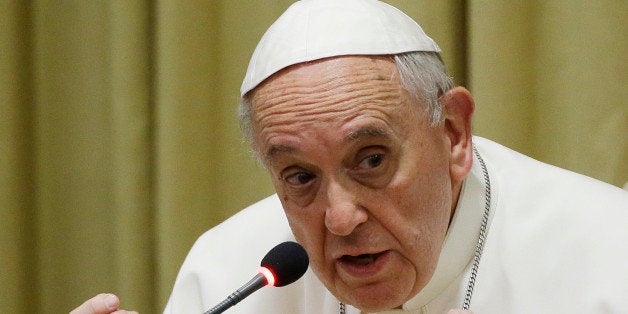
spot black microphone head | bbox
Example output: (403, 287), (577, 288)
(260, 241), (309, 287)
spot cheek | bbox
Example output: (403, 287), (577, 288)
(380, 151), (452, 258)
(389, 165), (451, 222)
(404, 171), (452, 243)
(283, 205), (329, 269)
(402, 141), (452, 219)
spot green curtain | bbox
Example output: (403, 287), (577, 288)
(1, 1), (625, 313)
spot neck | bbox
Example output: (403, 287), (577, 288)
(448, 180), (464, 227)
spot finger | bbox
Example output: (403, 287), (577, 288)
(111, 311), (138, 314)
(70, 293), (120, 314)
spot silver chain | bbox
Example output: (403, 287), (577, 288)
(462, 146), (491, 310)
(339, 146), (491, 314)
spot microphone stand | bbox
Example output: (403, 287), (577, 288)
(204, 273), (267, 314)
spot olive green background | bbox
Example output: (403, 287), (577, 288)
(1, 1), (626, 313)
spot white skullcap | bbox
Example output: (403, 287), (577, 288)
(240, 0), (441, 96)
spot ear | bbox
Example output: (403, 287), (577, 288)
(441, 87), (475, 184)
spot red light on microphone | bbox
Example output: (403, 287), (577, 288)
(205, 242), (308, 314)
(258, 266), (276, 287)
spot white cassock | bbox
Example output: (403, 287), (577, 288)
(164, 137), (628, 314)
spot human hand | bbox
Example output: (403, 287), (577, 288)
(447, 310), (473, 314)
(70, 293), (138, 314)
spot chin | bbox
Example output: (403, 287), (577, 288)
(349, 296), (405, 313)
(339, 284), (410, 313)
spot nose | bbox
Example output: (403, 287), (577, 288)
(324, 181), (368, 236)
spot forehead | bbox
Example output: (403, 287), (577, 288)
(249, 56), (418, 156)
(252, 55), (398, 106)
(251, 56), (407, 122)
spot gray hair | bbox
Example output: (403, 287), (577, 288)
(238, 51), (454, 148)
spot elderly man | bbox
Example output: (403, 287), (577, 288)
(73, 0), (628, 313)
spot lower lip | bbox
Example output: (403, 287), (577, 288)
(336, 250), (392, 278)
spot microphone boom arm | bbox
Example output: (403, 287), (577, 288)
(204, 273), (267, 314)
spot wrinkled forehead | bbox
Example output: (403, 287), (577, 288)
(252, 55), (397, 99)
(240, 0), (440, 97)
(249, 55), (415, 145)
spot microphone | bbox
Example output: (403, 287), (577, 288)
(204, 241), (309, 314)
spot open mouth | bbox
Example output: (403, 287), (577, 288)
(336, 250), (391, 278)
(340, 252), (384, 265)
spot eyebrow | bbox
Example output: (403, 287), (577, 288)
(346, 126), (390, 142)
(264, 126), (390, 161)
(265, 144), (294, 162)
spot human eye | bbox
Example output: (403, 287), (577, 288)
(350, 146), (395, 188)
(282, 169), (316, 187)
(357, 153), (384, 170)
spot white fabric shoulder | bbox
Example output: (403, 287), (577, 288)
(163, 194), (297, 313)
(471, 136), (628, 313)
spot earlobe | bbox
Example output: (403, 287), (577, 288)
(441, 87), (475, 182)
